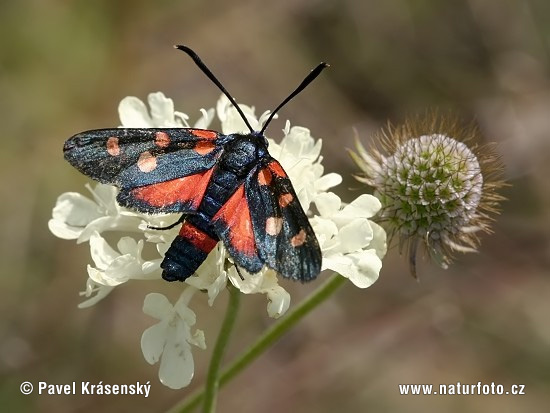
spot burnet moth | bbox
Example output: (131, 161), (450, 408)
(64, 45), (327, 282)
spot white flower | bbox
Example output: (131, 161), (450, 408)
(141, 290), (206, 389)
(311, 193), (386, 288)
(78, 278), (115, 309)
(87, 231), (161, 286)
(119, 91), (215, 129)
(77, 232), (161, 305)
(227, 267), (291, 318)
(48, 183), (142, 243)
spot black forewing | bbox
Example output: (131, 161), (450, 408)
(245, 158), (322, 282)
(63, 128), (225, 188)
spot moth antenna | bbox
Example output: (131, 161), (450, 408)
(175, 45), (255, 134)
(260, 62), (329, 135)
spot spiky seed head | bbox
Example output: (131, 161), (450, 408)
(350, 113), (506, 277)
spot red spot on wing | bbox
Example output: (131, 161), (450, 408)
(137, 151), (157, 172)
(268, 161), (287, 178)
(131, 167), (214, 209)
(107, 137), (120, 156)
(194, 141), (216, 155)
(213, 186), (257, 256)
(179, 222), (218, 253)
(265, 217), (283, 236)
(278, 193), (293, 207)
(258, 168), (272, 186)
(190, 129), (218, 140)
(291, 229), (307, 247)
(155, 131), (171, 148)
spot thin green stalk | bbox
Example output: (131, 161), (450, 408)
(172, 272), (346, 413)
(201, 283), (241, 413)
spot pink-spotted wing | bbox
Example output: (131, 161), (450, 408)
(243, 158), (322, 281)
(63, 128), (224, 213)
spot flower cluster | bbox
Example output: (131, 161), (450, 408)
(50, 92), (386, 388)
(351, 114), (505, 277)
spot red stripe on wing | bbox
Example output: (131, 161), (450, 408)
(213, 185), (257, 257)
(131, 167), (214, 209)
(267, 161), (287, 178)
(189, 129), (218, 140)
(194, 141), (216, 155)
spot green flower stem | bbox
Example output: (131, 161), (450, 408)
(172, 272), (346, 413)
(202, 283), (241, 413)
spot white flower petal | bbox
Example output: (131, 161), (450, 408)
(314, 173), (342, 192)
(338, 194), (381, 220)
(143, 292), (174, 319)
(337, 219), (373, 252)
(257, 110), (274, 129)
(117, 237), (140, 255)
(105, 254), (142, 280)
(118, 96), (153, 127)
(158, 324), (195, 389)
(323, 254), (356, 277)
(156, 241), (172, 257)
(193, 108), (215, 129)
(141, 259), (162, 274)
(174, 300), (197, 326)
(266, 286), (291, 319)
(77, 215), (142, 243)
(187, 329), (206, 349)
(48, 192), (102, 239)
(186, 272), (227, 307)
(283, 126), (322, 160)
(347, 250), (382, 288)
(87, 265), (110, 286)
(87, 183), (119, 213)
(228, 268), (291, 318)
(141, 320), (169, 364)
(314, 192), (342, 217)
(77, 279), (115, 308)
(369, 221), (388, 259)
(217, 95), (257, 134)
(148, 92), (177, 126)
(89, 232), (119, 269)
(325, 251), (382, 289)
(174, 111), (190, 127)
(48, 219), (84, 240)
(311, 217), (338, 249)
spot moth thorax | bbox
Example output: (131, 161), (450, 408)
(221, 134), (267, 176)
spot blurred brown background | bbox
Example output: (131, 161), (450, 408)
(1, 0), (549, 412)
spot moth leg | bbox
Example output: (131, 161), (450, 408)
(147, 215), (186, 231)
(234, 265), (245, 281)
